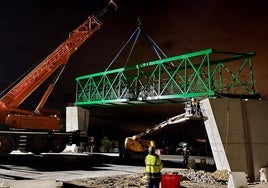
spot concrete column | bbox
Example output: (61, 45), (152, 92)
(200, 98), (268, 180)
(200, 98), (231, 171)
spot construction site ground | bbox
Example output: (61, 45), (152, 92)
(0, 152), (267, 187)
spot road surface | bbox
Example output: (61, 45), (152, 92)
(0, 151), (215, 185)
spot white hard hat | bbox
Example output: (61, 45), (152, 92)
(148, 146), (155, 153)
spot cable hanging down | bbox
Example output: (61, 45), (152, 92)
(105, 18), (171, 71)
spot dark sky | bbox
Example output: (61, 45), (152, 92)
(0, 0), (267, 127)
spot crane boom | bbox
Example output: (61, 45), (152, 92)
(0, 1), (117, 109)
(0, 1), (117, 156)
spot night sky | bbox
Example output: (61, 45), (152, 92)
(0, 0), (268, 136)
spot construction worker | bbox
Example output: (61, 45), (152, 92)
(145, 146), (163, 188)
(86, 136), (94, 155)
(182, 146), (190, 167)
(191, 98), (201, 115)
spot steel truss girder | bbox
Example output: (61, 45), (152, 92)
(75, 48), (256, 106)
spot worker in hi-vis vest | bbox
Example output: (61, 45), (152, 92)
(145, 146), (163, 188)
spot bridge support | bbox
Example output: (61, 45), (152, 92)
(200, 98), (268, 181)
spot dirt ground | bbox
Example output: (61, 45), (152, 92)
(64, 169), (228, 188)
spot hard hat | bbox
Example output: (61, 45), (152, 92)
(148, 146), (155, 154)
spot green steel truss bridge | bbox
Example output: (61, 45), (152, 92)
(75, 48), (257, 107)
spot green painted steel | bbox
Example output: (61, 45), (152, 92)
(75, 48), (257, 106)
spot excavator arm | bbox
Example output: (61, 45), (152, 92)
(124, 113), (188, 153)
(124, 99), (204, 154)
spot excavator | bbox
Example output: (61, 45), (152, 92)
(0, 1), (117, 155)
(124, 99), (203, 158)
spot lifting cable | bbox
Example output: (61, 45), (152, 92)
(0, 57), (48, 98)
(105, 18), (173, 71)
(105, 27), (140, 71)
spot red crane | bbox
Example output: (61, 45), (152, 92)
(0, 1), (117, 155)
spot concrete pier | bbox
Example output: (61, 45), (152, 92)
(200, 98), (268, 181)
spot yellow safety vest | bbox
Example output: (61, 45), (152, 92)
(145, 154), (163, 174)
